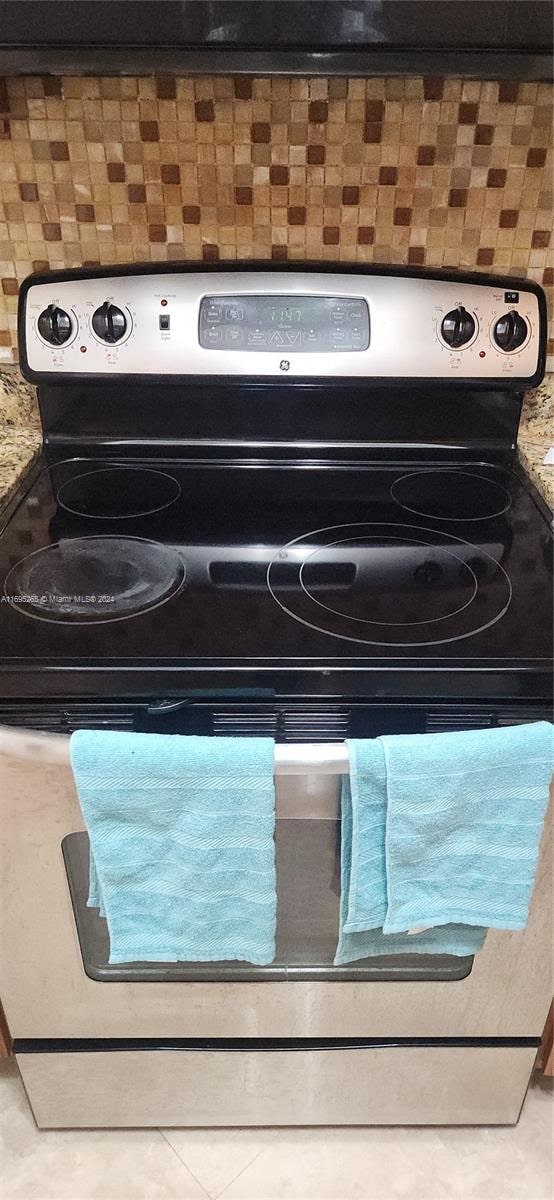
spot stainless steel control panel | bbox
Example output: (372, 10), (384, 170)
(20, 268), (545, 382)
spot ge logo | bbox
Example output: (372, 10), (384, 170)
(279, 359), (290, 371)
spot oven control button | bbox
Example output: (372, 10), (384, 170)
(493, 311), (528, 352)
(440, 306), (476, 349)
(205, 326), (223, 345)
(92, 302), (127, 343)
(37, 304), (73, 346)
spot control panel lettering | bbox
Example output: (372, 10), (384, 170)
(198, 294), (370, 352)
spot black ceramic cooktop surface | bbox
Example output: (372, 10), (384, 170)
(0, 457), (551, 674)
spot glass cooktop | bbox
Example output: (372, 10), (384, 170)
(0, 457), (551, 672)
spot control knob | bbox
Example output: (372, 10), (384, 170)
(37, 304), (72, 346)
(92, 302), (127, 344)
(440, 306), (476, 349)
(493, 311), (528, 352)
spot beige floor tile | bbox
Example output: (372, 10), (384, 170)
(219, 1077), (554, 1200)
(0, 1059), (208, 1200)
(160, 1127), (278, 1198)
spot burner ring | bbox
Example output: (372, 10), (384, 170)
(299, 534), (478, 626)
(57, 467), (181, 520)
(267, 521), (512, 647)
(390, 470), (512, 522)
(4, 535), (186, 624)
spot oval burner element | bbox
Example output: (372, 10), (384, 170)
(300, 536), (478, 627)
(267, 522), (512, 647)
(4, 536), (185, 624)
(391, 470), (512, 522)
(57, 467), (181, 520)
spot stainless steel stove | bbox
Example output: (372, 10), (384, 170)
(1, 264), (551, 1128)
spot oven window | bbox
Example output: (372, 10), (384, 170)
(62, 792), (474, 983)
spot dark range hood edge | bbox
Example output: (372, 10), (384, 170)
(0, 1), (552, 79)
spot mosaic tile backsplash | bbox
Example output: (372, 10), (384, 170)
(0, 73), (552, 365)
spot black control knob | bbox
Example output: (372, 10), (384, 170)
(92, 302), (127, 344)
(440, 306), (476, 349)
(493, 311), (528, 353)
(37, 304), (72, 346)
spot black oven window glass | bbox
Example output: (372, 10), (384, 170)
(62, 828), (473, 984)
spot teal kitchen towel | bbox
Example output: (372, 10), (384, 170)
(380, 721), (553, 934)
(70, 731), (276, 965)
(336, 724), (552, 965)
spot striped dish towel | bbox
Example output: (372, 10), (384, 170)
(336, 723), (552, 964)
(70, 732), (276, 965)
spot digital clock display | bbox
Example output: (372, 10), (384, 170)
(270, 306), (302, 324)
(198, 295), (370, 352)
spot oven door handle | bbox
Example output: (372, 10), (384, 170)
(0, 725), (350, 776)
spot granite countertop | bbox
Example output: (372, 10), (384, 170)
(517, 377), (554, 509)
(0, 369), (42, 511)
(0, 366), (552, 510)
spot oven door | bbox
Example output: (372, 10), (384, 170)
(60, 770), (472, 984)
(0, 703), (551, 1043)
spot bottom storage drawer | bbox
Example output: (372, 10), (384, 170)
(16, 1041), (538, 1128)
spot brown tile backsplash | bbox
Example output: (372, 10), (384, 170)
(0, 73), (552, 365)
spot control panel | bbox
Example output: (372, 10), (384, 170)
(198, 295), (370, 352)
(20, 268), (545, 384)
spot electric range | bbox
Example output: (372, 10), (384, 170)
(2, 263), (553, 1131)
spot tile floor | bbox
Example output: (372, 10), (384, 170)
(0, 1058), (552, 1200)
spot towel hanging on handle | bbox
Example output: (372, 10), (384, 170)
(70, 731), (277, 966)
(336, 722), (552, 965)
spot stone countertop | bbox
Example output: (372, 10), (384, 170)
(0, 369), (41, 512)
(0, 426), (42, 511)
(0, 367), (40, 430)
(0, 366), (552, 510)
(517, 377), (554, 510)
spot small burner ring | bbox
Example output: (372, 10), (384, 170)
(57, 467), (181, 520)
(299, 534), (478, 627)
(391, 470), (512, 523)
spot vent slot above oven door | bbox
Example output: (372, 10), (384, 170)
(425, 706), (551, 734)
(212, 710), (279, 738)
(282, 707), (351, 742)
(1, 702), (549, 742)
(212, 706), (351, 742)
(425, 713), (496, 733)
(0, 704), (137, 734)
